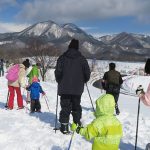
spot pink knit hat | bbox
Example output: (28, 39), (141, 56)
(32, 76), (38, 82)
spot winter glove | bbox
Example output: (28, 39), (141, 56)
(136, 85), (145, 96)
(76, 126), (83, 134)
(71, 122), (78, 131)
(71, 122), (83, 134)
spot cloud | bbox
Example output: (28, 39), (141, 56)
(0, 0), (17, 11)
(0, 22), (30, 33)
(15, 0), (150, 24)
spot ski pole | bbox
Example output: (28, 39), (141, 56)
(135, 98), (141, 150)
(67, 131), (75, 150)
(43, 95), (51, 113)
(53, 91), (59, 133)
(86, 83), (95, 112)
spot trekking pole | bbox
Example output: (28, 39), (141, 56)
(135, 98), (141, 150)
(43, 95), (51, 113)
(67, 131), (75, 150)
(53, 90), (59, 133)
(86, 83), (95, 112)
(5, 91), (9, 108)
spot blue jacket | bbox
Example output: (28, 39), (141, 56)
(27, 82), (44, 100)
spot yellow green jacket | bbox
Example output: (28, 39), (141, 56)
(80, 94), (123, 150)
(27, 65), (39, 84)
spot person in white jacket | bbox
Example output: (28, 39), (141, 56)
(7, 60), (30, 109)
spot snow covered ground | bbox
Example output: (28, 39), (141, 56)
(0, 64), (150, 150)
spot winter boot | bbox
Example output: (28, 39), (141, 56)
(60, 123), (69, 134)
(115, 104), (120, 115)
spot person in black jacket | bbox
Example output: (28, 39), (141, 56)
(55, 39), (91, 134)
(102, 63), (123, 115)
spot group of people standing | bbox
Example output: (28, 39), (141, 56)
(4, 38), (150, 150)
(6, 59), (45, 113)
(4, 38), (123, 149)
(55, 39), (123, 150)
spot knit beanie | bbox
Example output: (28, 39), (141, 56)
(32, 76), (39, 82)
(68, 39), (79, 50)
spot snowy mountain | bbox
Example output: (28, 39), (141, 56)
(0, 20), (150, 61)
(99, 32), (150, 48)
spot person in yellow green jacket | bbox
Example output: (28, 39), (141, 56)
(26, 63), (40, 103)
(71, 94), (123, 150)
(27, 63), (40, 84)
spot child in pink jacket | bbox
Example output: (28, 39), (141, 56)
(137, 58), (150, 106)
(139, 84), (150, 106)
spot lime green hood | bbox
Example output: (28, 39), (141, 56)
(79, 94), (122, 150)
(95, 94), (115, 117)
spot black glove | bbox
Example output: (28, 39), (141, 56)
(136, 85), (144, 96)
(76, 126), (83, 134)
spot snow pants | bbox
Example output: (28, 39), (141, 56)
(8, 86), (23, 109)
(30, 99), (41, 112)
(59, 94), (82, 124)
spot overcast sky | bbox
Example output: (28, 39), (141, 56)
(0, 0), (150, 36)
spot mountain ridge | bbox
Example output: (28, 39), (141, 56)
(0, 20), (150, 61)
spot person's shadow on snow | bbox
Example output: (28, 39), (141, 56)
(29, 111), (57, 127)
(82, 106), (94, 112)
(0, 101), (7, 109)
(51, 146), (62, 150)
(120, 141), (143, 150)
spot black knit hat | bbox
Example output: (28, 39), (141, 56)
(22, 60), (30, 68)
(68, 39), (79, 50)
(145, 58), (150, 74)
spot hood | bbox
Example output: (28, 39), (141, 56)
(20, 64), (25, 69)
(26, 66), (33, 75)
(95, 94), (115, 117)
(31, 82), (39, 88)
(64, 48), (81, 59)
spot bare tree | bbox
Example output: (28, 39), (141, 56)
(27, 38), (59, 81)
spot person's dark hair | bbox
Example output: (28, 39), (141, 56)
(22, 60), (30, 68)
(25, 59), (29, 62)
(68, 39), (79, 50)
(145, 58), (150, 74)
(109, 63), (116, 70)
(36, 63), (40, 67)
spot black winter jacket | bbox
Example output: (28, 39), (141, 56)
(55, 48), (90, 96)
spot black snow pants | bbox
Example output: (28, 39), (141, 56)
(59, 94), (82, 124)
(31, 99), (41, 112)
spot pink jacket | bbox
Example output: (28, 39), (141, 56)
(140, 83), (150, 106)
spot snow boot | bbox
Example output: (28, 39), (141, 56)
(60, 123), (69, 134)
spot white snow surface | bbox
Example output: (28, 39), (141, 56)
(0, 67), (150, 150)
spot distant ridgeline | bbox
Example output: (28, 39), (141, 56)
(0, 20), (149, 61)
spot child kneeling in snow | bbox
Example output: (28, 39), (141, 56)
(71, 94), (123, 150)
(26, 76), (45, 113)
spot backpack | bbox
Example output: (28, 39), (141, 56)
(104, 70), (121, 94)
(107, 70), (120, 85)
(6, 64), (20, 82)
